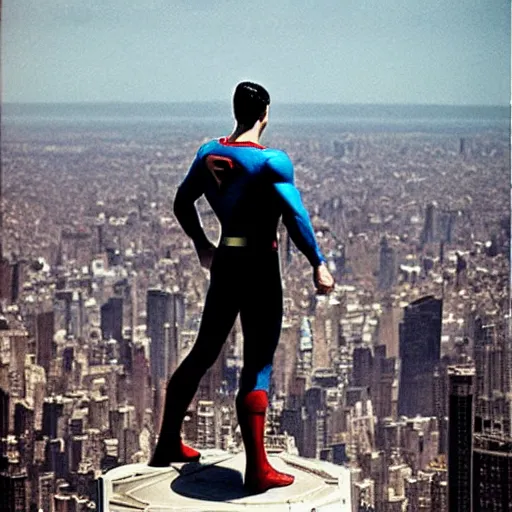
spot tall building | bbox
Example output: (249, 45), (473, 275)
(472, 316), (512, 437)
(132, 344), (151, 430)
(0, 471), (28, 512)
(54, 290), (73, 336)
(0, 258), (12, 305)
(431, 472), (448, 511)
(42, 397), (64, 439)
(147, 289), (184, 432)
(447, 365), (475, 512)
(147, 289), (181, 385)
(0, 388), (9, 440)
(420, 201), (437, 246)
(371, 344), (396, 421)
(302, 387), (326, 458)
(101, 296), (130, 367)
(36, 311), (55, 374)
(37, 472), (55, 512)
(473, 435), (512, 512)
(378, 237), (396, 290)
(352, 347), (372, 389)
(10, 261), (20, 304)
(398, 296), (442, 417)
(196, 400), (217, 449)
(100, 297), (123, 343)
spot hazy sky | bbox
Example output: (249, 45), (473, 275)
(3, 0), (510, 105)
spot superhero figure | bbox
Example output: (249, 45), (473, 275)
(149, 82), (335, 493)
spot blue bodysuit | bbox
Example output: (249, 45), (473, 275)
(164, 137), (325, 411)
(174, 137), (325, 267)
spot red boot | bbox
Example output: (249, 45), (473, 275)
(237, 390), (294, 493)
(149, 438), (200, 466)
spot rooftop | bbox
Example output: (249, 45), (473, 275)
(97, 450), (352, 511)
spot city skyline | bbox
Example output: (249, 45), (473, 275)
(1, 108), (509, 509)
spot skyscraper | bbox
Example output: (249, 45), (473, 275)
(352, 347), (372, 389)
(473, 435), (512, 511)
(100, 297), (123, 343)
(42, 398), (64, 439)
(472, 316), (512, 437)
(0, 388), (9, 441)
(378, 237), (396, 290)
(54, 290), (73, 336)
(0, 258), (12, 305)
(36, 311), (55, 374)
(420, 201), (437, 246)
(398, 296), (442, 417)
(147, 289), (181, 385)
(0, 472), (28, 512)
(447, 365), (475, 512)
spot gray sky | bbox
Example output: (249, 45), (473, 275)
(3, 0), (510, 105)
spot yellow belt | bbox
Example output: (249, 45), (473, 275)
(221, 236), (248, 247)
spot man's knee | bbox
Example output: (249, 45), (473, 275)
(240, 363), (273, 394)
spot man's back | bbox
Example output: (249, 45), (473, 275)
(174, 137), (325, 266)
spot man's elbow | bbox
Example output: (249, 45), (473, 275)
(173, 188), (187, 216)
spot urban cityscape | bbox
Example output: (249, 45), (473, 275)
(0, 104), (510, 511)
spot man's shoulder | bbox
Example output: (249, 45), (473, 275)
(196, 139), (220, 157)
(264, 148), (293, 180)
(263, 147), (290, 160)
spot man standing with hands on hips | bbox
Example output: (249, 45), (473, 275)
(149, 81), (335, 493)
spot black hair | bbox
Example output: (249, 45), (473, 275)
(233, 81), (270, 127)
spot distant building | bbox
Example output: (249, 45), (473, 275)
(420, 201), (437, 246)
(352, 347), (372, 389)
(14, 402), (34, 440)
(431, 472), (448, 511)
(0, 388), (9, 441)
(36, 311), (55, 374)
(0, 471), (28, 512)
(37, 472), (55, 512)
(54, 290), (73, 336)
(0, 257), (12, 305)
(473, 435), (512, 512)
(447, 365), (475, 512)
(378, 237), (396, 290)
(100, 297), (123, 343)
(132, 344), (151, 430)
(10, 261), (20, 304)
(147, 289), (181, 385)
(398, 296), (442, 417)
(196, 400), (216, 449)
(471, 316), (512, 437)
(42, 398), (64, 439)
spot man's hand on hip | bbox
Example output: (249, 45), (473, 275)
(314, 263), (335, 295)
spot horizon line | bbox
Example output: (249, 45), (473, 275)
(2, 100), (509, 109)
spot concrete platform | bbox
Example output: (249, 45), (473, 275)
(97, 449), (352, 511)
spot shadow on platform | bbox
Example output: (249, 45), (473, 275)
(97, 450), (353, 511)
(171, 462), (250, 501)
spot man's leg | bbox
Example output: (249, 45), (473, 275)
(236, 252), (294, 492)
(149, 253), (239, 466)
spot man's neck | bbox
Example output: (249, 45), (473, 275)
(227, 123), (262, 145)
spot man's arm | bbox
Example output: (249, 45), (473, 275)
(267, 151), (334, 294)
(173, 156), (214, 253)
(267, 152), (326, 268)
